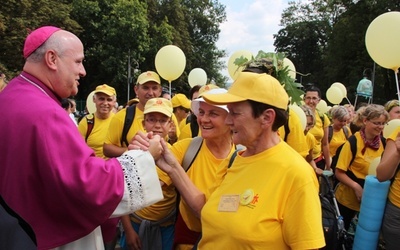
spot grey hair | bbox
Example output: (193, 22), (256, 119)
(27, 33), (63, 62)
(329, 106), (349, 121)
(352, 104), (389, 127)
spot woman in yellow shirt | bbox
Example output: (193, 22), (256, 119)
(335, 104), (389, 229)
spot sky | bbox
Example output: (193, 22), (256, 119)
(216, 0), (291, 82)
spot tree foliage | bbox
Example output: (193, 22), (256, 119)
(274, 0), (400, 105)
(0, 0), (227, 106)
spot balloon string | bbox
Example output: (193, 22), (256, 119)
(395, 69), (400, 104)
(345, 97), (351, 104)
(169, 81), (172, 96)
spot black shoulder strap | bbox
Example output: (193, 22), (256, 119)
(182, 137), (203, 172)
(348, 135), (357, 166)
(190, 114), (199, 138)
(85, 114), (95, 142)
(343, 126), (350, 139)
(121, 105), (136, 147)
(328, 125), (333, 143)
(283, 112), (290, 142)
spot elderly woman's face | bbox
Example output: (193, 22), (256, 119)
(226, 101), (262, 146)
(197, 102), (230, 139)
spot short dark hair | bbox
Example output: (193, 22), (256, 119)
(248, 100), (288, 131)
(305, 86), (321, 98)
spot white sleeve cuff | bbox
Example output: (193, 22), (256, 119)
(111, 150), (163, 216)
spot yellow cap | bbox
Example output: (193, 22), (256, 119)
(171, 94), (191, 109)
(144, 98), (173, 117)
(198, 84), (220, 97)
(203, 72), (288, 110)
(94, 84), (116, 96)
(137, 71), (161, 85)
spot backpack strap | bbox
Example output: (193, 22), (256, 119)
(121, 105), (136, 147)
(343, 126), (350, 139)
(181, 137), (203, 172)
(190, 114), (199, 138)
(328, 125), (333, 143)
(283, 108), (290, 142)
(85, 114), (95, 142)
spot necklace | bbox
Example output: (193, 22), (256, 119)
(20, 74), (49, 97)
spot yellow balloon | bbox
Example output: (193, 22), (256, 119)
(290, 104), (306, 131)
(317, 99), (328, 114)
(227, 50), (253, 80)
(365, 11), (400, 71)
(383, 119), (400, 138)
(188, 68), (207, 87)
(155, 45), (186, 82)
(86, 91), (96, 114)
(326, 86), (344, 105)
(368, 157), (381, 176)
(331, 82), (347, 97)
(283, 58), (296, 79)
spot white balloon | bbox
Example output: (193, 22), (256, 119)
(290, 104), (306, 131)
(317, 99), (328, 114)
(86, 91), (96, 114)
(383, 119), (400, 138)
(283, 58), (296, 80)
(188, 68), (207, 87)
(368, 157), (381, 176)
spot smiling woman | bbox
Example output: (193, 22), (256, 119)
(334, 104), (389, 230)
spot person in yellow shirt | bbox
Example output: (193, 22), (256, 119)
(328, 105), (351, 159)
(146, 71), (324, 249)
(78, 84), (118, 249)
(103, 71), (163, 157)
(178, 84), (219, 141)
(120, 97), (177, 250)
(301, 104), (321, 175)
(304, 86), (332, 171)
(377, 127), (400, 250)
(78, 84), (117, 158)
(335, 104), (389, 229)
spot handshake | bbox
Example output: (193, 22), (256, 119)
(128, 131), (178, 174)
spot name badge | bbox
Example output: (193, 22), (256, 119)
(218, 194), (240, 212)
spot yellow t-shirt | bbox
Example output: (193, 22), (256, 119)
(104, 106), (144, 147)
(329, 126), (352, 157)
(387, 127), (400, 207)
(199, 141), (325, 249)
(305, 132), (316, 153)
(278, 108), (309, 158)
(309, 111), (330, 159)
(78, 113), (114, 158)
(165, 138), (235, 232)
(133, 165), (176, 225)
(335, 132), (385, 211)
(178, 122), (202, 141)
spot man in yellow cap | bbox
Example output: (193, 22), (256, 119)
(103, 71), (163, 157)
(171, 93), (191, 125)
(78, 84), (119, 249)
(79, 84), (117, 158)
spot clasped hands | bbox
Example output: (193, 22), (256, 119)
(128, 131), (179, 173)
